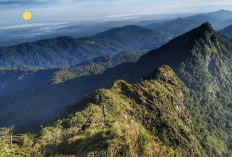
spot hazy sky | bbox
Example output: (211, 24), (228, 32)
(1, 0), (232, 28)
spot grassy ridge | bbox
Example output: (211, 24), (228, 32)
(16, 65), (206, 156)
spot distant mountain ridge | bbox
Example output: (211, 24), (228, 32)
(185, 9), (232, 30)
(144, 17), (201, 36)
(94, 25), (163, 38)
(0, 25), (168, 68)
(204, 9), (232, 20)
(218, 25), (232, 39)
(144, 9), (232, 36)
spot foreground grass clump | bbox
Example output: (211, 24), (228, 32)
(0, 127), (29, 156)
(17, 65), (206, 156)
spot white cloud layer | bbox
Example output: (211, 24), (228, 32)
(1, 0), (232, 27)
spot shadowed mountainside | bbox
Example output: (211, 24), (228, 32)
(219, 25), (232, 39)
(0, 49), (148, 95)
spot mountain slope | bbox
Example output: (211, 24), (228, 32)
(218, 25), (232, 39)
(185, 10), (232, 30)
(64, 22), (232, 156)
(0, 26), (168, 68)
(143, 10), (232, 37)
(0, 49), (147, 96)
(0, 67), (57, 95)
(204, 9), (232, 20)
(144, 18), (201, 36)
(19, 65), (207, 156)
(94, 25), (162, 38)
(52, 49), (148, 84)
(126, 22), (232, 156)
(135, 20), (160, 26)
(0, 49), (148, 132)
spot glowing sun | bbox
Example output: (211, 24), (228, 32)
(20, 9), (35, 23)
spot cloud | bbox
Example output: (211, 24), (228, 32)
(0, 0), (86, 5)
(0, 0), (66, 5)
(107, 12), (162, 18)
(0, 22), (68, 29)
(0, 0), (44, 5)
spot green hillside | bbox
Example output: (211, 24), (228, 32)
(51, 49), (148, 84)
(129, 22), (232, 156)
(13, 65), (206, 156)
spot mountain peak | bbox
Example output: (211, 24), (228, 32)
(218, 9), (230, 12)
(200, 22), (213, 30)
(192, 22), (214, 37)
(210, 9), (232, 16)
(176, 17), (183, 21)
(138, 22), (215, 72)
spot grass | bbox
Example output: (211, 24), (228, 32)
(14, 65), (207, 156)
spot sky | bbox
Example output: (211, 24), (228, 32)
(1, 0), (232, 28)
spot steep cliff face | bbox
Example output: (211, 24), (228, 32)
(20, 65), (206, 157)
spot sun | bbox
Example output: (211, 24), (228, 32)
(20, 9), (35, 23)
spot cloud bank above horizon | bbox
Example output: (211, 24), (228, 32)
(1, 0), (232, 28)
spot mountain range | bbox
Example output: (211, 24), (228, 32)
(0, 25), (168, 68)
(144, 9), (232, 36)
(144, 17), (201, 36)
(0, 20), (136, 46)
(1, 20), (232, 156)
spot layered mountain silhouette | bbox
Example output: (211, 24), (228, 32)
(203, 9), (232, 20)
(185, 9), (232, 30)
(1, 22), (232, 156)
(219, 25), (232, 39)
(0, 25), (168, 68)
(145, 10), (232, 37)
(144, 17), (201, 36)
